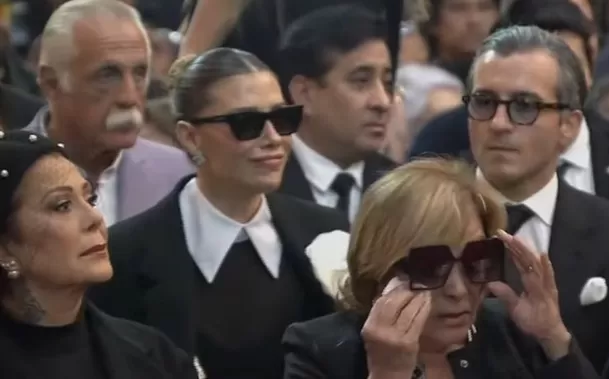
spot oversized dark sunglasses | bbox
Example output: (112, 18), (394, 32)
(186, 105), (303, 141)
(392, 238), (505, 290)
(463, 93), (570, 126)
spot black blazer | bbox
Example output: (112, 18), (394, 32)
(88, 175), (350, 357)
(282, 300), (600, 379)
(22, 303), (196, 379)
(545, 181), (609, 372)
(585, 110), (609, 199)
(278, 152), (396, 203)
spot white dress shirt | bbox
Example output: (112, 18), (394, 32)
(178, 178), (283, 282)
(95, 153), (122, 226)
(291, 134), (364, 222)
(560, 119), (595, 195)
(478, 170), (558, 254)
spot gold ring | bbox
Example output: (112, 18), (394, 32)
(526, 265), (534, 273)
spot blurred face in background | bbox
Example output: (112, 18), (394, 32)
(178, 71), (294, 195)
(432, 0), (499, 60)
(40, 16), (150, 158)
(555, 30), (592, 89)
(292, 40), (393, 165)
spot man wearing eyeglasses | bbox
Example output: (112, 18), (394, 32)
(468, 25), (609, 373)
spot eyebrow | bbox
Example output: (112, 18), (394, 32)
(41, 181), (92, 202)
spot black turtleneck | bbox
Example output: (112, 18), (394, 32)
(0, 305), (107, 379)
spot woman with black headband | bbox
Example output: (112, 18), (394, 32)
(283, 159), (600, 379)
(89, 48), (350, 379)
(0, 131), (196, 379)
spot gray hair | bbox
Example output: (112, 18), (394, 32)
(467, 25), (587, 110)
(39, 0), (150, 87)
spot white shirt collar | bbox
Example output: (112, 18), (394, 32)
(476, 170), (558, 226)
(561, 119), (591, 170)
(98, 152), (123, 183)
(291, 134), (364, 193)
(178, 178), (282, 282)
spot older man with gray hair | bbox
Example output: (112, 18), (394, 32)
(24, 0), (193, 226)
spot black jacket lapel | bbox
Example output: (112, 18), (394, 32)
(135, 177), (198, 356)
(267, 194), (336, 317)
(362, 153), (396, 190)
(585, 111), (609, 199)
(548, 181), (596, 305)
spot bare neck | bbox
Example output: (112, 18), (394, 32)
(196, 170), (263, 223)
(484, 167), (556, 203)
(47, 118), (118, 180)
(2, 281), (84, 326)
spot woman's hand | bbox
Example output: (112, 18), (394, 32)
(488, 230), (571, 360)
(361, 281), (431, 379)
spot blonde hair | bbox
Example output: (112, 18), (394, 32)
(341, 158), (506, 313)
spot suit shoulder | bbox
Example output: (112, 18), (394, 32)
(565, 184), (609, 215)
(284, 311), (363, 351)
(367, 152), (397, 172)
(132, 138), (193, 166)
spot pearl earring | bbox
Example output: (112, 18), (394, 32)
(1, 260), (20, 279)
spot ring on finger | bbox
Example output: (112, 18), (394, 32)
(525, 265), (534, 273)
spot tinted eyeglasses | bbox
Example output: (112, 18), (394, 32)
(463, 93), (570, 126)
(392, 238), (505, 290)
(185, 105), (303, 141)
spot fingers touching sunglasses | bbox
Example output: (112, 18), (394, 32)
(185, 105), (303, 141)
(392, 238), (505, 290)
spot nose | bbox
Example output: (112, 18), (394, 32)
(85, 201), (105, 233)
(368, 81), (392, 112)
(261, 120), (283, 144)
(488, 103), (514, 133)
(442, 265), (469, 299)
(115, 74), (143, 108)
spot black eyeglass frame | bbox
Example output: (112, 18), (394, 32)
(462, 94), (572, 126)
(181, 105), (303, 141)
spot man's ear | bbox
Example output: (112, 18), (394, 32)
(37, 65), (62, 99)
(559, 109), (583, 152)
(288, 75), (317, 117)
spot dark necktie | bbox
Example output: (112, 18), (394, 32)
(331, 173), (355, 214)
(504, 204), (535, 293)
(506, 204), (535, 235)
(557, 161), (570, 180)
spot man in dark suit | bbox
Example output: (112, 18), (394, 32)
(410, 0), (609, 201)
(469, 25), (609, 372)
(0, 83), (44, 130)
(275, 6), (396, 223)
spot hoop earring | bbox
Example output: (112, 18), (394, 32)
(1, 259), (20, 279)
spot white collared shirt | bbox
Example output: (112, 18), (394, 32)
(95, 153), (122, 226)
(291, 134), (364, 222)
(477, 170), (558, 254)
(560, 119), (595, 195)
(178, 178), (283, 282)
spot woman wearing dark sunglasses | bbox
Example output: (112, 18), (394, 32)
(283, 159), (600, 379)
(88, 48), (350, 379)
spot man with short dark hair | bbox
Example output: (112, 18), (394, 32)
(276, 5), (396, 223)
(469, 25), (609, 372)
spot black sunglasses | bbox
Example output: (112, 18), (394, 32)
(463, 94), (570, 126)
(392, 238), (505, 290)
(185, 105), (303, 141)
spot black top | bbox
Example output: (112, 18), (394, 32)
(195, 239), (306, 379)
(282, 300), (600, 379)
(0, 306), (106, 379)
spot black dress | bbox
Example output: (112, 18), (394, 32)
(0, 306), (106, 379)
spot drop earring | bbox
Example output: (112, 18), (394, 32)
(1, 259), (20, 279)
(191, 151), (206, 166)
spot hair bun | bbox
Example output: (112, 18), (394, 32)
(168, 54), (197, 90)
